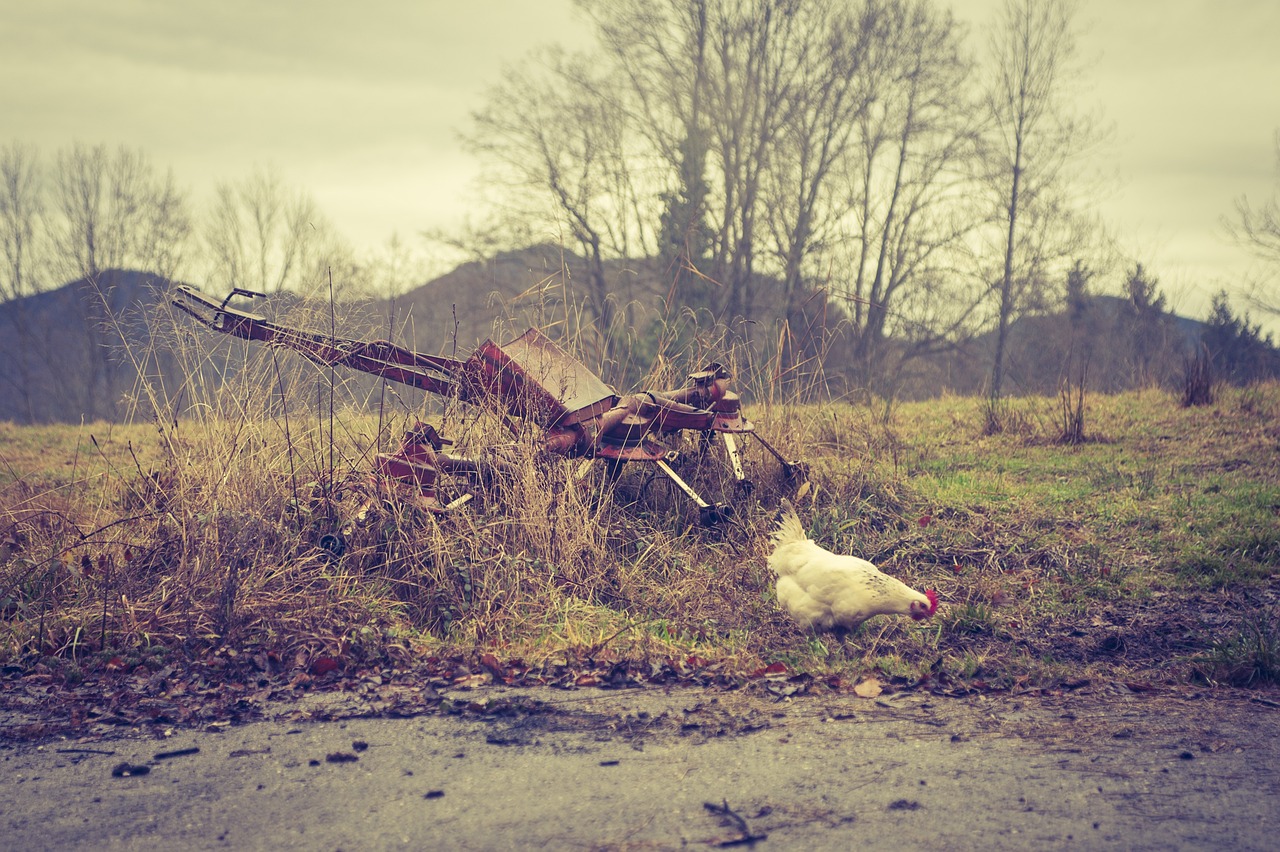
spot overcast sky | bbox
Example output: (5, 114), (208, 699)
(3, 0), (1278, 324)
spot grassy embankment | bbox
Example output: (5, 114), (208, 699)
(1, 381), (1277, 690)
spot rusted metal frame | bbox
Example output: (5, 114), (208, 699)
(465, 331), (617, 428)
(375, 422), (493, 513)
(172, 287), (776, 521)
(172, 285), (462, 397)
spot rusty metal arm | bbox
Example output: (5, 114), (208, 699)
(172, 285), (462, 397)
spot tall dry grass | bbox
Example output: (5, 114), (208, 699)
(0, 406), (831, 672)
(0, 279), (838, 676)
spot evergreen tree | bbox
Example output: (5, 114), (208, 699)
(1201, 290), (1280, 384)
(1116, 263), (1172, 386)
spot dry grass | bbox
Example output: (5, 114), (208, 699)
(3, 330), (1278, 692)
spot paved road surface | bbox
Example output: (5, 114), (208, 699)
(5, 685), (1278, 850)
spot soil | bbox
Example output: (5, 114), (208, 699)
(4, 680), (1279, 850)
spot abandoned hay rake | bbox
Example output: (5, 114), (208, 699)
(172, 286), (806, 525)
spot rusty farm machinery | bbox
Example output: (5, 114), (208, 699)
(172, 285), (806, 525)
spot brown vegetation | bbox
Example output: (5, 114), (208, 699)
(3, 376), (1277, 703)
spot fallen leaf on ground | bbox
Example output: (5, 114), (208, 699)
(854, 678), (884, 699)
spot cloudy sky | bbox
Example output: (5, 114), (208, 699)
(4, 0), (1278, 323)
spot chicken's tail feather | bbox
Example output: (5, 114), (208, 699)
(770, 499), (809, 548)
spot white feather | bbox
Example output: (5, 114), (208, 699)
(767, 503), (933, 632)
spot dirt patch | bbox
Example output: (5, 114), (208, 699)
(938, 572), (1280, 686)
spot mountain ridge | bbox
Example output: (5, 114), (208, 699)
(0, 254), (1256, 423)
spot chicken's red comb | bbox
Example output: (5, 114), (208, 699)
(924, 589), (939, 615)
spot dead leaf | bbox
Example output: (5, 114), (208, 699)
(854, 678), (884, 699)
(478, 653), (505, 679)
(310, 657), (340, 677)
(750, 662), (789, 678)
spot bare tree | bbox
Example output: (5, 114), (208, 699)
(701, 0), (812, 325)
(831, 0), (982, 397)
(1226, 130), (1280, 316)
(0, 143), (49, 421)
(363, 232), (430, 303)
(466, 0), (1100, 403)
(979, 0), (1096, 419)
(584, 0), (713, 303)
(463, 45), (656, 360)
(580, 0), (820, 331)
(201, 166), (346, 297)
(47, 142), (193, 420)
(760, 0), (878, 382)
(559, 0), (991, 382)
(50, 143), (191, 283)
(0, 143), (46, 302)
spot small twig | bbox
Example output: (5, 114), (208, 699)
(703, 800), (768, 846)
(228, 747), (272, 758)
(705, 800), (749, 834)
(154, 746), (200, 760)
(126, 440), (147, 479)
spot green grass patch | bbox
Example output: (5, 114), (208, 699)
(1194, 610), (1280, 687)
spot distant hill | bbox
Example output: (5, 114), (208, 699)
(0, 249), (679, 424)
(0, 255), (1259, 424)
(375, 245), (804, 392)
(385, 244), (626, 354)
(0, 269), (177, 424)
(901, 294), (1213, 400)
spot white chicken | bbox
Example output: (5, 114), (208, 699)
(767, 502), (938, 634)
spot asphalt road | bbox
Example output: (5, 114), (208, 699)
(4, 684), (1278, 850)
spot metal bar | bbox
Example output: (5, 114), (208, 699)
(172, 286), (462, 396)
(752, 431), (789, 465)
(652, 457), (710, 509)
(721, 432), (746, 483)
